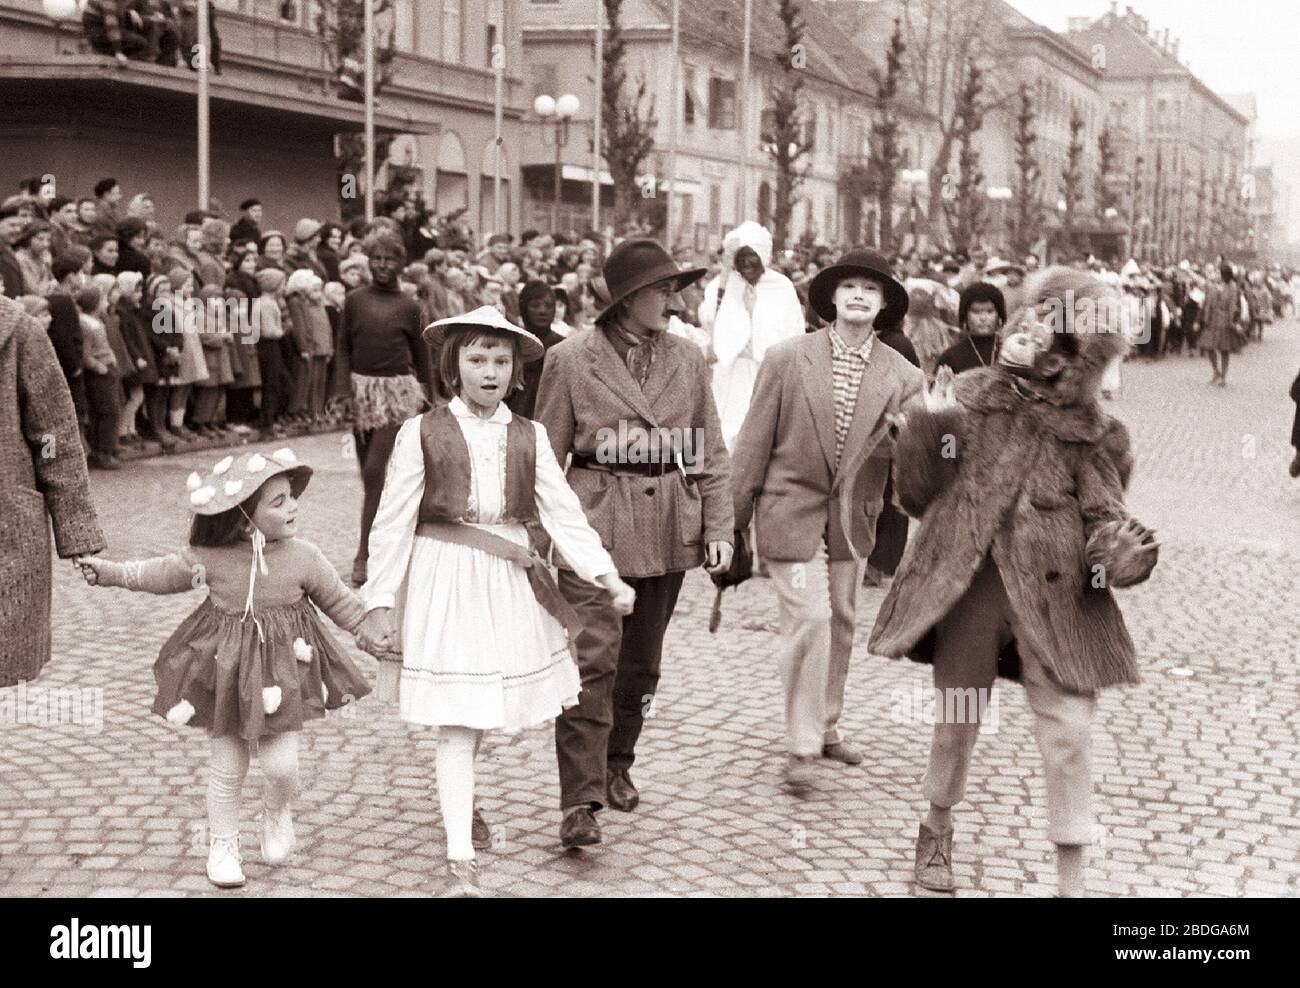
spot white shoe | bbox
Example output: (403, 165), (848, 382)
(207, 833), (246, 888)
(261, 805), (296, 865)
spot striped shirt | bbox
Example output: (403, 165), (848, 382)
(829, 326), (874, 468)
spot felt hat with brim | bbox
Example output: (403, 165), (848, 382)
(423, 304), (546, 363)
(984, 256), (1025, 276)
(592, 238), (706, 324)
(185, 447), (312, 515)
(808, 248), (909, 323)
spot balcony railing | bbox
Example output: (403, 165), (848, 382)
(0, 1), (524, 129)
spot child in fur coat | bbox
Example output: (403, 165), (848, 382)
(870, 267), (1160, 897)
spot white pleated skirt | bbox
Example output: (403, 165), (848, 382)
(397, 524), (582, 732)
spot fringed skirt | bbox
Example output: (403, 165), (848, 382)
(351, 372), (427, 432)
(152, 596), (373, 740)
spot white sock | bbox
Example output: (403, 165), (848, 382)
(436, 727), (480, 861)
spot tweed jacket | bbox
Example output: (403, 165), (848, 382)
(0, 297), (107, 685)
(534, 325), (733, 578)
(869, 367), (1155, 694)
(731, 328), (925, 562)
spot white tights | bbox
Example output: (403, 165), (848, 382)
(207, 733), (300, 839)
(436, 727), (482, 861)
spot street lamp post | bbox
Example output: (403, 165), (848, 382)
(536, 94), (580, 234)
(363, 0), (375, 223)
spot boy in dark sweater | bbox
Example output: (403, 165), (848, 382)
(341, 232), (434, 584)
(934, 282), (1006, 376)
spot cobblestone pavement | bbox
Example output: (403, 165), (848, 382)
(2, 322), (1298, 898)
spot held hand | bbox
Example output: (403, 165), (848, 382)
(115, 52), (129, 68)
(74, 555), (105, 586)
(704, 540), (734, 576)
(356, 608), (394, 657)
(924, 365), (958, 412)
(597, 574), (636, 616)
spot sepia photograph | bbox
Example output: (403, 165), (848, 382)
(0, 0), (1291, 962)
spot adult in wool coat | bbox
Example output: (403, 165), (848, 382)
(0, 296), (107, 686)
(869, 267), (1158, 897)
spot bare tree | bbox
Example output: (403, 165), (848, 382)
(1058, 106), (1086, 258)
(897, 0), (1012, 240)
(1009, 83), (1043, 256)
(764, 0), (814, 250)
(1094, 123), (1120, 222)
(943, 60), (986, 252)
(601, 0), (658, 235)
(866, 17), (907, 252)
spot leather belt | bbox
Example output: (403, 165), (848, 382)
(570, 452), (684, 479)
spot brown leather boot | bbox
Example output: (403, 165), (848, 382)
(914, 822), (956, 892)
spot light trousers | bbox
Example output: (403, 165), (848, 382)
(923, 557), (1097, 845)
(765, 546), (865, 757)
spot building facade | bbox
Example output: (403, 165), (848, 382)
(0, 0), (526, 236)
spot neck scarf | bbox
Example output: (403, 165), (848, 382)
(607, 320), (658, 388)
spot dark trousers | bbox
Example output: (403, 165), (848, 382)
(555, 568), (685, 811)
(84, 368), (121, 457)
(143, 383), (170, 437)
(351, 422), (402, 579)
(257, 339), (290, 427)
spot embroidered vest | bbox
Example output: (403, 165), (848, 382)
(417, 404), (539, 524)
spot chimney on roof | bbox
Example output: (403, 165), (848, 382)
(1172, 38), (1180, 58)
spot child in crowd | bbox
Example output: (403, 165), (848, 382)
(284, 269), (334, 425)
(77, 448), (374, 889)
(77, 284), (122, 470)
(357, 306), (635, 897)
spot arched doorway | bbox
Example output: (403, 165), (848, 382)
(436, 132), (469, 220)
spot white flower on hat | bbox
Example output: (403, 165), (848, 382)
(293, 637), (314, 664)
(213, 455), (235, 475)
(247, 453), (268, 473)
(190, 486), (217, 507)
(186, 471), (203, 492)
(263, 685), (283, 715)
(224, 480), (244, 497)
(166, 699), (196, 725)
(270, 448), (297, 466)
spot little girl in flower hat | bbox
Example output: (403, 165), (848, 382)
(78, 447), (374, 889)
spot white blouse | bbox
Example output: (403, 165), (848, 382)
(362, 397), (616, 611)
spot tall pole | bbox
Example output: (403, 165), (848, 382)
(592, 0), (603, 235)
(552, 123), (562, 233)
(665, 0), (680, 249)
(493, 14), (504, 236)
(738, 0), (751, 224)
(197, 0), (210, 211)
(363, 0), (375, 223)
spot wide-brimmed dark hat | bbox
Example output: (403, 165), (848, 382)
(593, 238), (706, 324)
(808, 248), (909, 323)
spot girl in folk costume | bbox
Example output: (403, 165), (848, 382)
(698, 221), (806, 450)
(77, 448), (373, 889)
(356, 306), (636, 897)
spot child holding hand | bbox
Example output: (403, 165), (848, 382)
(78, 447), (376, 889)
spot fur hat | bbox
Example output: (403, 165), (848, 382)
(1002, 266), (1127, 405)
(958, 281), (1007, 328)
